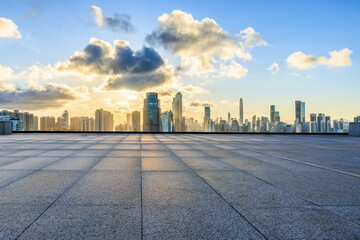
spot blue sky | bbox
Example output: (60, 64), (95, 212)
(0, 0), (359, 123)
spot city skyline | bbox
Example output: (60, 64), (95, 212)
(0, 1), (359, 123)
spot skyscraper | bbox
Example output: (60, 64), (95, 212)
(295, 101), (305, 123)
(239, 98), (243, 125)
(132, 111), (141, 132)
(270, 105), (275, 123)
(143, 92), (161, 132)
(161, 111), (173, 132)
(95, 109), (113, 131)
(317, 113), (325, 133)
(204, 106), (211, 132)
(127, 113), (133, 131)
(172, 92), (184, 131)
(227, 112), (231, 125)
(310, 113), (317, 122)
(60, 110), (69, 130)
(325, 116), (331, 133)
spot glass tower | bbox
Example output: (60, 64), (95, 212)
(295, 101), (305, 123)
(143, 92), (161, 132)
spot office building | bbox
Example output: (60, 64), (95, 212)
(295, 101), (305, 123)
(317, 113), (325, 133)
(95, 109), (114, 131)
(172, 92), (184, 131)
(239, 98), (243, 125)
(132, 111), (141, 131)
(143, 92), (161, 132)
(270, 105), (275, 123)
(127, 113), (133, 131)
(161, 111), (173, 132)
(204, 106), (211, 132)
(81, 117), (95, 131)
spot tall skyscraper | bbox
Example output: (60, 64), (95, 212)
(60, 110), (69, 130)
(81, 117), (95, 131)
(172, 92), (184, 131)
(270, 105), (275, 123)
(95, 109), (113, 131)
(228, 112), (231, 125)
(132, 111), (141, 131)
(204, 106), (211, 132)
(275, 111), (280, 122)
(325, 116), (331, 133)
(295, 101), (305, 123)
(239, 98), (243, 125)
(143, 92), (161, 132)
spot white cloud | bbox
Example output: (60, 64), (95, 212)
(286, 48), (352, 70)
(0, 64), (15, 80)
(267, 63), (279, 74)
(90, 6), (105, 26)
(0, 17), (22, 39)
(214, 60), (248, 79)
(147, 10), (266, 76)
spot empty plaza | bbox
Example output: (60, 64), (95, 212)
(0, 133), (359, 239)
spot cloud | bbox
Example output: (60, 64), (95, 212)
(267, 63), (279, 74)
(0, 17), (22, 39)
(189, 100), (213, 107)
(0, 82), (88, 110)
(146, 10), (266, 76)
(213, 60), (248, 79)
(286, 48), (352, 70)
(24, 1), (45, 18)
(90, 5), (134, 32)
(0, 64), (15, 80)
(58, 38), (174, 91)
(182, 84), (208, 93)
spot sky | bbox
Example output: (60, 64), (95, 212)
(0, 0), (359, 124)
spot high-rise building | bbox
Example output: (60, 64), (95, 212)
(70, 117), (83, 131)
(143, 92), (161, 132)
(81, 117), (95, 131)
(310, 113), (317, 122)
(270, 105), (275, 123)
(275, 111), (280, 122)
(161, 111), (173, 132)
(132, 111), (141, 131)
(172, 92), (184, 132)
(60, 110), (69, 130)
(325, 116), (331, 133)
(127, 113), (133, 131)
(239, 98), (243, 125)
(295, 101), (305, 123)
(204, 106), (211, 132)
(40, 116), (55, 130)
(227, 112), (231, 125)
(95, 109), (114, 131)
(317, 113), (325, 133)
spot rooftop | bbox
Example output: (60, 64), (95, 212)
(0, 133), (360, 239)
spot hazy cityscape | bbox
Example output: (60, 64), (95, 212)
(1, 91), (358, 133)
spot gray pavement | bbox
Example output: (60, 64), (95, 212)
(0, 133), (359, 239)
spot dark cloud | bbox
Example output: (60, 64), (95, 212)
(189, 101), (213, 107)
(59, 38), (174, 91)
(0, 82), (87, 110)
(105, 14), (134, 32)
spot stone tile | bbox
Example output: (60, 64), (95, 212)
(43, 157), (101, 171)
(18, 204), (141, 240)
(6, 150), (49, 157)
(57, 171), (141, 206)
(142, 157), (186, 171)
(0, 203), (48, 239)
(0, 156), (62, 170)
(172, 150), (209, 157)
(143, 204), (264, 240)
(106, 150), (140, 157)
(143, 171), (223, 207)
(38, 150), (77, 157)
(72, 149), (110, 157)
(141, 150), (173, 158)
(93, 157), (140, 171)
(181, 157), (237, 171)
(0, 170), (33, 188)
(238, 206), (360, 240)
(0, 171), (83, 204)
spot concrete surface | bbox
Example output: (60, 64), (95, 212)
(0, 133), (359, 239)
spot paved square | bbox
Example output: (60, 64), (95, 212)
(0, 133), (359, 239)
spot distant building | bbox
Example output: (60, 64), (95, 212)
(354, 116), (360, 123)
(60, 110), (69, 131)
(204, 106), (211, 132)
(270, 105), (275, 123)
(275, 111), (280, 122)
(317, 113), (325, 133)
(81, 117), (95, 131)
(295, 101), (305, 123)
(132, 111), (141, 131)
(310, 113), (317, 122)
(40, 116), (56, 131)
(95, 109), (113, 131)
(172, 92), (184, 131)
(325, 116), (331, 133)
(127, 113), (133, 131)
(231, 119), (240, 132)
(143, 92), (161, 132)
(161, 111), (173, 132)
(239, 98), (243, 125)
